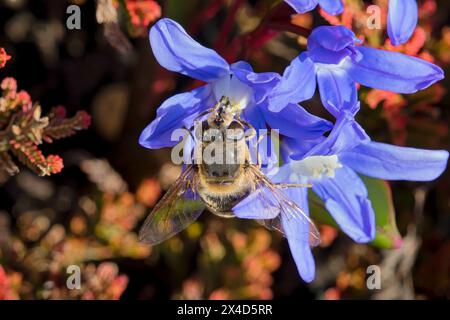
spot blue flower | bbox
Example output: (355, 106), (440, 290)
(285, 0), (417, 46)
(139, 18), (330, 152)
(139, 18), (448, 284)
(238, 111), (448, 282)
(284, 0), (344, 15)
(268, 25), (444, 117)
(388, 0), (418, 45)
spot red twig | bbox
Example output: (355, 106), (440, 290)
(214, 0), (245, 57)
(223, 0), (311, 61)
(266, 21), (311, 38)
(188, 0), (225, 35)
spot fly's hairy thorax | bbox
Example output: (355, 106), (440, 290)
(194, 115), (253, 217)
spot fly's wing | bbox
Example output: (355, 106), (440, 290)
(247, 166), (321, 247)
(138, 166), (205, 245)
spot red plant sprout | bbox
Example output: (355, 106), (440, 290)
(0, 48), (91, 176)
(0, 266), (20, 300)
(45, 154), (64, 174)
(125, 0), (162, 36)
(0, 48), (11, 68)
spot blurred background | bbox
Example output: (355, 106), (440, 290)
(0, 0), (449, 300)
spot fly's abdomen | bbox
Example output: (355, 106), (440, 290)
(199, 187), (251, 218)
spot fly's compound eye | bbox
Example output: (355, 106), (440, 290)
(225, 128), (245, 141)
(203, 128), (223, 142)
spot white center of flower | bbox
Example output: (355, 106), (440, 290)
(290, 155), (343, 179)
(212, 75), (253, 114)
(315, 56), (352, 70)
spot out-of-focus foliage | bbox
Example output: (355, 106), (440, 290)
(176, 225), (281, 299)
(0, 0), (449, 300)
(0, 156), (154, 299)
(0, 153), (282, 299)
(96, 0), (161, 53)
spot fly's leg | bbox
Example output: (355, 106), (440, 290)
(255, 131), (268, 147)
(254, 151), (262, 169)
(182, 125), (195, 141)
(245, 128), (257, 145)
(193, 108), (214, 123)
(275, 183), (313, 189)
(255, 133), (266, 168)
(236, 115), (259, 167)
(186, 108), (215, 142)
(190, 109), (213, 136)
(236, 115), (256, 135)
(180, 125), (196, 163)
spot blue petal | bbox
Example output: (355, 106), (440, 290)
(150, 18), (230, 82)
(308, 26), (357, 52)
(388, 0), (418, 46)
(305, 112), (369, 157)
(263, 102), (333, 140)
(266, 162), (291, 184)
(306, 26), (362, 64)
(281, 188), (316, 282)
(231, 61), (280, 104)
(268, 55), (316, 112)
(232, 187), (280, 219)
(347, 47), (444, 93)
(306, 46), (354, 64)
(312, 167), (376, 243)
(316, 66), (358, 117)
(283, 136), (325, 160)
(242, 104), (266, 131)
(318, 0), (344, 15)
(284, 0), (318, 13)
(139, 86), (212, 149)
(340, 141), (449, 181)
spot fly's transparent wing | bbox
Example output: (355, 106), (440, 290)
(248, 166), (320, 247)
(138, 166), (205, 245)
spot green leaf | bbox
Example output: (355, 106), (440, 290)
(361, 176), (402, 249)
(308, 191), (338, 228)
(309, 175), (402, 249)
